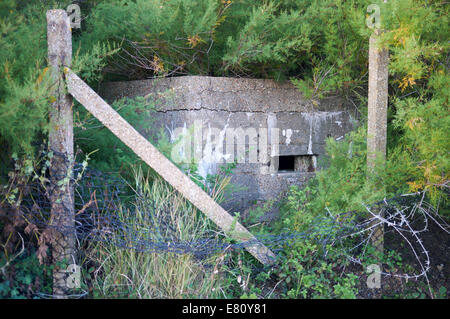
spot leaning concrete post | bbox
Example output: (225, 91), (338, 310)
(47, 10), (75, 298)
(367, 30), (389, 253)
(65, 70), (277, 265)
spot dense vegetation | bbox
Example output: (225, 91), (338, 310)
(0, 0), (448, 299)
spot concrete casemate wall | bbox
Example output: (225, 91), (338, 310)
(99, 76), (356, 216)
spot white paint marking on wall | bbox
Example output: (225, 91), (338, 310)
(197, 124), (213, 180)
(166, 122), (177, 143)
(303, 112), (344, 155)
(307, 116), (313, 155)
(285, 129), (292, 145)
(197, 115), (232, 180)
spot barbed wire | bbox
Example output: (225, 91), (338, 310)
(3, 159), (450, 298)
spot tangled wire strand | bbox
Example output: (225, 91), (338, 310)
(5, 161), (450, 298)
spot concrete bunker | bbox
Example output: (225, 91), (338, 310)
(100, 76), (355, 214)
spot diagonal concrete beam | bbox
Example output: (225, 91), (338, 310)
(65, 69), (276, 265)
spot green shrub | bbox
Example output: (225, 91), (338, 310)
(0, 1), (118, 177)
(74, 95), (158, 176)
(0, 249), (52, 299)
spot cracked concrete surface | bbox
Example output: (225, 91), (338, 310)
(100, 76), (356, 213)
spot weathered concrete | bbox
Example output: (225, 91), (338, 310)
(101, 76), (349, 113)
(367, 31), (389, 253)
(47, 10), (75, 298)
(367, 32), (389, 167)
(100, 76), (356, 214)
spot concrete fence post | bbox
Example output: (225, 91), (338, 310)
(46, 9), (75, 298)
(367, 30), (389, 254)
